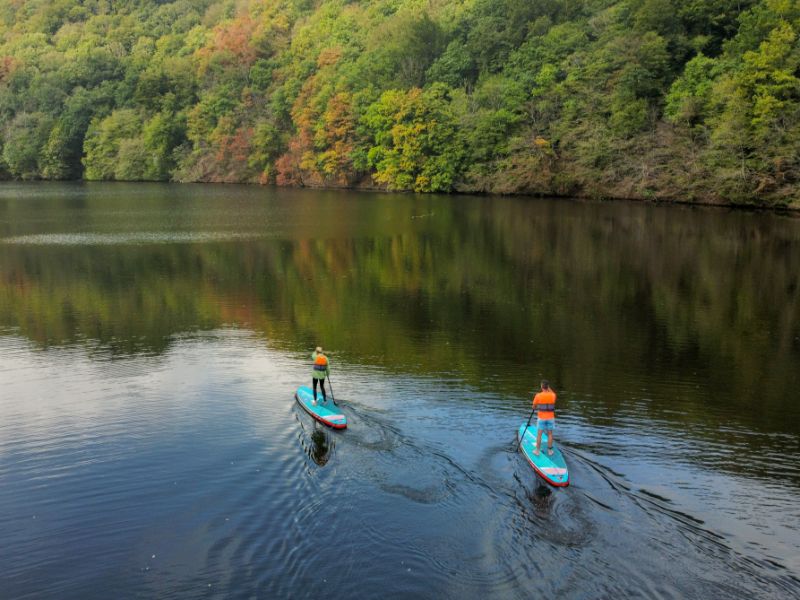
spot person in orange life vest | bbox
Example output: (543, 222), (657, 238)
(532, 380), (556, 456)
(311, 346), (330, 405)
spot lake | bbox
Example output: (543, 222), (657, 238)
(1, 183), (798, 598)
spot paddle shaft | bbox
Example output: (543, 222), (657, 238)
(517, 406), (536, 451)
(327, 374), (337, 406)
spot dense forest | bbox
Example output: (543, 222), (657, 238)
(0, 0), (798, 206)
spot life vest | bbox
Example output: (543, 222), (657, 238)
(534, 390), (556, 417)
(313, 354), (328, 371)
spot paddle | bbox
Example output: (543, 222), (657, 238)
(516, 405), (536, 451)
(326, 374), (338, 406)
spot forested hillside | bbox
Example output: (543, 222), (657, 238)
(0, 0), (798, 206)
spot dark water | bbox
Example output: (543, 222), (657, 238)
(1, 183), (799, 599)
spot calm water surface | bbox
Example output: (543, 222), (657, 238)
(0, 183), (798, 598)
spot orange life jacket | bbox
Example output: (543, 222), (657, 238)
(313, 354), (328, 371)
(533, 389), (556, 419)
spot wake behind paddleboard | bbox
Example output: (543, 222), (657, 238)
(518, 423), (569, 487)
(295, 386), (347, 429)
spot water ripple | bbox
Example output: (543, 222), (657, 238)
(1, 231), (264, 245)
(1, 333), (799, 598)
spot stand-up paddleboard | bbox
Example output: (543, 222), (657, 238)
(518, 423), (569, 487)
(295, 386), (347, 429)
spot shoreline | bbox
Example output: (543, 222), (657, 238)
(1, 178), (798, 214)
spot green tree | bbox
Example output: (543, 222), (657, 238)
(665, 54), (717, 125)
(142, 111), (186, 179)
(364, 84), (466, 192)
(83, 109), (142, 180)
(2, 111), (52, 178)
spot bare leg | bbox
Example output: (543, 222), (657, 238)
(534, 429), (542, 455)
(547, 431), (554, 455)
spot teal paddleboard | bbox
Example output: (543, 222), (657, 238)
(518, 423), (569, 487)
(295, 386), (347, 429)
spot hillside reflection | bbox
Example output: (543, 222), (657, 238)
(1, 185), (799, 443)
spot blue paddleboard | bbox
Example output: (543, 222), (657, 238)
(295, 386), (347, 429)
(518, 423), (569, 487)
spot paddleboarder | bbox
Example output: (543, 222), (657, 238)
(311, 346), (330, 405)
(532, 380), (556, 456)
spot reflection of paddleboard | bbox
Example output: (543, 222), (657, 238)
(295, 386), (347, 429)
(517, 423), (569, 487)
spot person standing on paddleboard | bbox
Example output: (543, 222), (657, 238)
(532, 380), (556, 456)
(311, 347), (330, 405)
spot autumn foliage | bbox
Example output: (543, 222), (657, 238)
(0, 0), (798, 206)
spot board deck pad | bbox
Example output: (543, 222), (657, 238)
(295, 386), (347, 429)
(518, 423), (569, 487)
